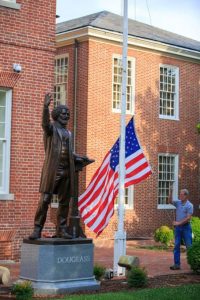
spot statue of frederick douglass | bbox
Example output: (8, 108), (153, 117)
(29, 93), (77, 239)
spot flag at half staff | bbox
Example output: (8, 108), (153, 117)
(78, 118), (152, 236)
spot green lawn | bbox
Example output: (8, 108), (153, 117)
(49, 284), (200, 300)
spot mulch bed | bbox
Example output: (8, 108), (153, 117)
(99, 273), (200, 293)
(1, 273), (199, 299)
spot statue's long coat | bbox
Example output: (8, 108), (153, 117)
(39, 106), (75, 196)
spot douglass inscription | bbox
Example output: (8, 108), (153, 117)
(57, 255), (90, 264)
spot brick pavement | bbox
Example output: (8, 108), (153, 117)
(0, 239), (192, 288)
(94, 239), (191, 277)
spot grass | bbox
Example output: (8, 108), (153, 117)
(49, 284), (200, 300)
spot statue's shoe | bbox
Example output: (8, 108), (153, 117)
(56, 231), (72, 239)
(29, 231), (41, 240)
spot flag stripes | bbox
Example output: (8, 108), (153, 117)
(78, 118), (152, 235)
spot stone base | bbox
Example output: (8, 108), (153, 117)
(28, 278), (99, 295)
(20, 238), (100, 295)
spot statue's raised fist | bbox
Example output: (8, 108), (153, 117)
(44, 93), (53, 107)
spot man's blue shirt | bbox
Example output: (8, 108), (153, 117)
(172, 199), (193, 222)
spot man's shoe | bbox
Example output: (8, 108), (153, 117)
(170, 264), (181, 270)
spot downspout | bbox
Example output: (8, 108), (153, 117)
(73, 39), (78, 152)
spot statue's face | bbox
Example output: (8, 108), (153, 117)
(58, 108), (70, 126)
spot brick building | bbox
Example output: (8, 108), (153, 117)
(55, 11), (200, 239)
(0, 7), (200, 260)
(0, 0), (56, 260)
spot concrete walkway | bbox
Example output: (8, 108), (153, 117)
(0, 238), (191, 285)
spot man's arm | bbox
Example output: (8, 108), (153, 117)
(173, 202), (193, 226)
(173, 214), (192, 226)
(42, 93), (53, 135)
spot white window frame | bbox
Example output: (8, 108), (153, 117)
(114, 186), (134, 210)
(54, 54), (69, 107)
(159, 64), (179, 120)
(112, 54), (135, 115)
(51, 195), (58, 207)
(0, 0), (21, 9)
(0, 89), (14, 200)
(157, 153), (178, 209)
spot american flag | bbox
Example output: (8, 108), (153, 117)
(78, 118), (152, 236)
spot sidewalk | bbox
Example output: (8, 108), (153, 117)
(0, 239), (191, 286)
(94, 239), (191, 277)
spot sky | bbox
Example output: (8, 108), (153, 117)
(56, 0), (200, 42)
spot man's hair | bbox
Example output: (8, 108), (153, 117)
(181, 189), (189, 196)
(51, 105), (69, 121)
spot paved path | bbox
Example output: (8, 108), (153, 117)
(0, 239), (191, 286)
(94, 239), (191, 277)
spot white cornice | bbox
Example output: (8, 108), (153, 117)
(0, 0), (21, 9)
(56, 26), (200, 62)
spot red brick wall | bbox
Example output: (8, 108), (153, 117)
(0, 0), (56, 260)
(60, 38), (200, 239)
(1, 1), (199, 259)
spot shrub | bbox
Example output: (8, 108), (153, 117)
(187, 241), (200, 273)
(93, 264), (106, 281)
(11, 280), (33, 300)
(127, 266), (147, 288)
(154, 225), (174, 247)
(191, 217), (200, 242)
(196, 122), (200, 134)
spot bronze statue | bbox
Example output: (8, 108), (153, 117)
(29, 93), (93, 240)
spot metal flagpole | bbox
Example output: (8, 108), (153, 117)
(113, 0), (128, 276)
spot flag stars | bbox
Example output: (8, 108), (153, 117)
(110, 120), (141, 170)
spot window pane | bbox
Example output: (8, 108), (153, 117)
(159, 66), (178, 117)
(158, 154), (175, 205)
(0, 92), (6, 106)
(0, 172), (2, 188)
(0, 141), (3, 188)
(0, 106), (5, 123)
(54, 56), (68, 107)
(115, 188), (129, 205)
(112, 57), (134, 113)
(0, 124), (5, 138)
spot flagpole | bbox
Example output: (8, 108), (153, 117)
(113, 0), (128, 276)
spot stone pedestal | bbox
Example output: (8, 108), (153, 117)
(20, 238), (100, 295)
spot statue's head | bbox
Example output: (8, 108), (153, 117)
(51, 105), (70, 126)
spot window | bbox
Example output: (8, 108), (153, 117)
(115, 186), (134, 209)
(158, 154), (178, 208)
(112, 55), (135, 114)
(159, 65), (179, 119)
(51, 194), (58, 207)
(54, 55), (68, 106)
(51, 55), (69, 205)
(0, 89), (13, 199)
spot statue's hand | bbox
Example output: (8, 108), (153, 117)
(44, 93), (53, 107)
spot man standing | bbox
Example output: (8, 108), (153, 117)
(29, 93), (75, 239)
(168, 187), (193, 270)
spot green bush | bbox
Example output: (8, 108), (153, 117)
(187, 241), (200, 273)
(11, 280), (33, 300)
(154, 225), (174, 247)
(191, 217), (200, 242)
(127, 266), (148, 288)
(93, 264), (106, 281)
(196, 122), (200, 134)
